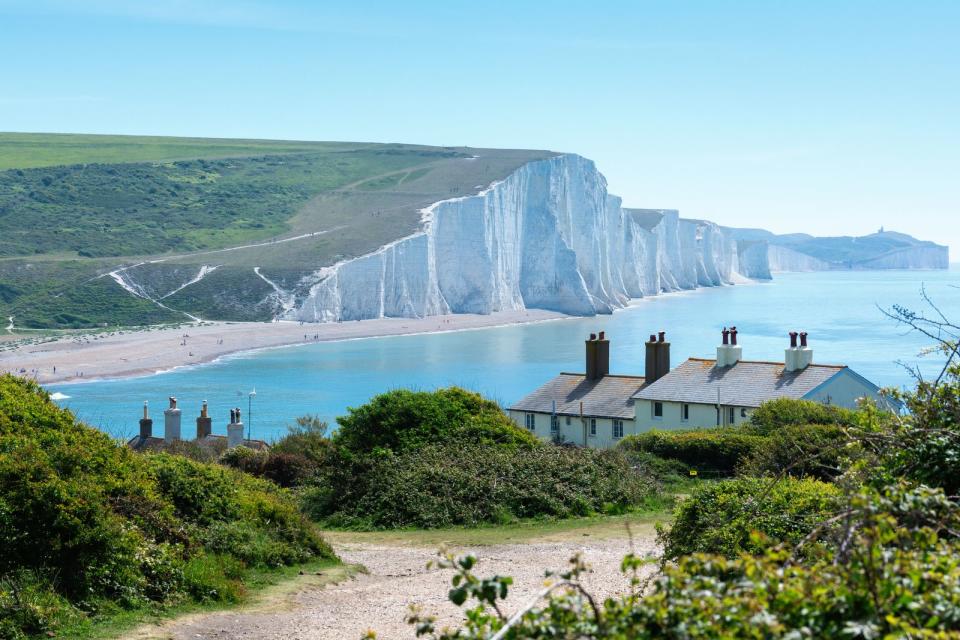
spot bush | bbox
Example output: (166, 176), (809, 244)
(738, 423), (849, 480)
(618, 428), (765, 476)
(0, 375), (334, 638)
(747, 397), (855, 435)
(306, 442), (659, 529)
(660, 476), (841, 559)
(334, 387), (538, 457)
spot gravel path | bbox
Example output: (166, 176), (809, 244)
(135, 531), (658, 640)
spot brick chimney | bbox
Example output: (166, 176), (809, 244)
(716, 326), (743, 367)
(645, 331), (670, 383)
(139, 401), (152, 440)
(585, 332), (609, 380)
(163, 396), (181, 443)
(227, 407), (244, 449)
(196, 400), (212, 440)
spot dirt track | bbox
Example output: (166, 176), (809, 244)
(131, 524), (659, 640)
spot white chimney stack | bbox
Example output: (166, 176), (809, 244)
(227, 407), (244, 449)
(163, 396), (181, 443)
(785, 331), (813, 372)
(716, 326), (742, 368)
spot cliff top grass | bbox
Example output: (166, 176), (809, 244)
(0, 132), (371, 170)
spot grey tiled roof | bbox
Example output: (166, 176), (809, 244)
(509, 373), (646, 419)
(126, 434), (269, 451)
(632, 358), (847, 407)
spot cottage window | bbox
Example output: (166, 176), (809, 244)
(653, 402), (663, 419)
(728, 406), (736, 424)
(613, 419), (624, 439)
(682, 404), (690, 421)
(566, 416), (571, 425)
(740, 408), (748, 418)
(589, 418), (597, 436)
(525, 413), (536, 430)
(550, 415), (560, 432)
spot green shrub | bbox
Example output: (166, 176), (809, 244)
(618, 428), (765, 476)
(308, 443), (658, 529)
(420, 488), (960, 639)
(738, 423), (849, 480)
(334, 387), (538, 457)
(747, 397), (855, 435)
(661, 476), (841, 559)
(0, 374), (334, 638)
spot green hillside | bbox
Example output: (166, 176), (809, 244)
(0, 133), (553, 329)
(0, 374), (334, 639)
(0, 132), (363, 170)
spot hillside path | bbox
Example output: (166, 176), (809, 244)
(130, 524), (659, 640)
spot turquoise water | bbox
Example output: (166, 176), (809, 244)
(51, 268), (960, 442)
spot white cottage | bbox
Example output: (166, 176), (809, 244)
(509, 328), (885, 447)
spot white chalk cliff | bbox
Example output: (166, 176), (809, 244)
(289, 154), (769, 322)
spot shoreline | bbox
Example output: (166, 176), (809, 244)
(0, 310), (570, 386)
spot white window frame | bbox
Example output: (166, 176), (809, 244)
(681, 403), (690, 422)
(653, 401), (663, 420)
(550, 414), (560, 432)
(589, 418), (597, 436)
(613, 419), (624, 439)
(525, 413), (536, 430)
(728, 406), (736, 425)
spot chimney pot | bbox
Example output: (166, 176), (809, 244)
(589, 333), (597, 341)
(598, 331), (605, 341)
(163, 396), (182, 443)
(227, 408), (244, 448)
(800, 331), (808, 348)
(658, 331), (666, 343)
(789, 331), (798, 348)
(730, 327), (738, 346)
(649, 334), (656, 343)
(196, 400), (212, 440)
(139, 401), (153, 440)
(722, 327), (730, 345)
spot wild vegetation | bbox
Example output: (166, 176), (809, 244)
(220, 388), (664, 530)
(402, 303), (960, 639)
(0, 375), (333, 640)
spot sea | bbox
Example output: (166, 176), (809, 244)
(50, 268), (960, 442)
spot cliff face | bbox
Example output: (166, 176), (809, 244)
(768, 245), (832, 272)
(291, 155), (767, 322)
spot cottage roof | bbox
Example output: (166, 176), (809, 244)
(632, 358), (848, 408)
(509, 373), (646, 419)
(126, 434), (269, 452)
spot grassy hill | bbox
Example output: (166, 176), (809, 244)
(0, 133), (553, 328)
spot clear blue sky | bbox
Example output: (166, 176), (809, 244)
(1, 0), (957, 255)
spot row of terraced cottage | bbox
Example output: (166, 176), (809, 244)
(508, 327), (886, 448)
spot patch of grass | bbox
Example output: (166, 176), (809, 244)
(320, 512), (667, 548)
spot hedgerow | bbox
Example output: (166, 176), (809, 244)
(306, 442), (659, 529)
(618, 427), (765, 476)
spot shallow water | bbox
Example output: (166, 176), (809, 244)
(50, 268), (960, 442)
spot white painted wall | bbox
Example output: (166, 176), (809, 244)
(803, 369), (885, 409)
(508, 410), (635, 448)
